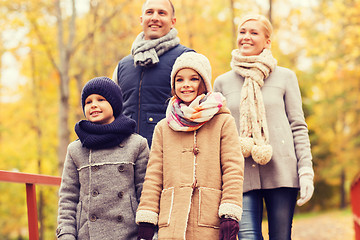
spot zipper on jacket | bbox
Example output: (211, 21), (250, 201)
(137, 70), (144, 132)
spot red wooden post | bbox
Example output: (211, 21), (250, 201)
(0, 170), (61, 239)
(351, 173), (360, 240)
(26, 183), (39, 240)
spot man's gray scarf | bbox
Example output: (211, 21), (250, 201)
(131, 28), (180, 67)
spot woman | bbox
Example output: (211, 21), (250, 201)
(214, 14), (314, 240)
(136, 52), (244, 240)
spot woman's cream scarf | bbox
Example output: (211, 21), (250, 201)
(231, 48), (277, 165)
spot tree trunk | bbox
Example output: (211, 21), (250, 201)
(55, 0), (76, 174)
(269, 0), (272, 23)
(180, 0), (194, 49)
(230, 0), (236, 49)
(340, 168), (346, 208)
(30, 48), (45, 240)
(0, 45), (2, 151)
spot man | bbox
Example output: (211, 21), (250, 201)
(112, 0), (193, 147)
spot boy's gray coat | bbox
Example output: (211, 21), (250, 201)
(56, 133), (149, 240)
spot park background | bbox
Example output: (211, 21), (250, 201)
(0, 0), (359, 239)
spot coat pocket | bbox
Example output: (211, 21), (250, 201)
(158, 187), (174, 227)
(198, 188), (221, 228)
(130, 195), (139, 219)
(76, 201), (83, 232)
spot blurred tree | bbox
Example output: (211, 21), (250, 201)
(301, 0), (360, 209)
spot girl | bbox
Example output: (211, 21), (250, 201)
(135, 52), (244, 240)
(214, 14), (314, 240)
(56, 77), (149, 240)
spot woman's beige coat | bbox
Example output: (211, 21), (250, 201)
(136, 106), (244, 239)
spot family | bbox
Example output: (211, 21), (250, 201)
(56, 0), (314, 239)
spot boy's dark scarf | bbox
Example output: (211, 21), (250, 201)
(75, 115), (136, 149)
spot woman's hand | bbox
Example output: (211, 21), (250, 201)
(297, 173), (314, 206)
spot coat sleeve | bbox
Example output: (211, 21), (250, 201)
(135, 123), (164, 225)
(284, 70), (314, 178)
(218, 115), (245, 222)
(134, 136), (150, 201)
(56, 147), (80, 239)
(213, 76), (222, 92)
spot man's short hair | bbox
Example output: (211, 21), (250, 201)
(142, 0), (175, 17)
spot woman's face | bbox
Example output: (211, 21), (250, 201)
(174, 68), (205, 106)
(237, 20), (271, 56)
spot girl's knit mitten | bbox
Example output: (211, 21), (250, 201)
(137, 222), (155, 240)
(219, 217), (239, 240)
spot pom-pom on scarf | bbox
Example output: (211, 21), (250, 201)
(166, 92), (225, 132)
(230, 48), (277, 165)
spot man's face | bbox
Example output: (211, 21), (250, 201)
(140, 0), (176, 40)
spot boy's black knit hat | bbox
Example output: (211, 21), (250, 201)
(81, 76), (123, 118)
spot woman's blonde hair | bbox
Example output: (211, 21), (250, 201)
(238, 14), (273, 39)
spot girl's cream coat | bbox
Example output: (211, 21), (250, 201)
(136, 106), (244, 239)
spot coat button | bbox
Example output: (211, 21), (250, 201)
(90, 214), (97, 222)
(117, 215), (123, 222)
(91, 190), (99, 197)
(118, 165), (125, 172)
(92, 165), (100, 171)
(118, 191), (124, 198)
(193, 146), (200, 155)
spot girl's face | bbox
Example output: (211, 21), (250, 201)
(174, 68), (205, 106)
(84, 94), (115, 125)
(237, 20), (271, 56)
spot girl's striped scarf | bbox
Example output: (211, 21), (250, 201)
(166, 92), (225, 132)
(231, 48), (277, 165)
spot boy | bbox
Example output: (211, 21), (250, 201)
(56, 77), (149, 240)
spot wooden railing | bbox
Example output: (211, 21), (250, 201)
(0, 170), (61, 240)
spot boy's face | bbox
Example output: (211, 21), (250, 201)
(84, 94), (115, 125)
